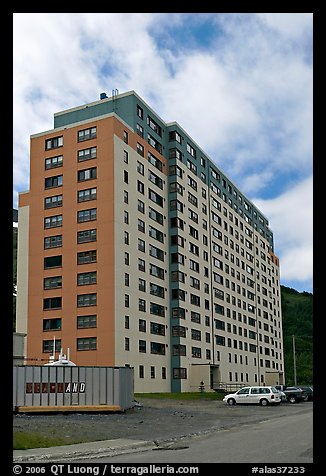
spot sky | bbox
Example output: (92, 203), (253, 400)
(12, 12), (313, 294)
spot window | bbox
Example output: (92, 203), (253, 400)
(189, 242), (199, 256)
(173, 345), (186, 356)
(125, 337), (130, 351)
(138, 239), (145, 253)
(188, 176), (197, 191)
(192, 347), (201, 358)
(78, 188), (97, 202)
(171, 252), (184, 265)
(77, 272), (97, 286)
(43, 339), (61, 353)
(139, 278), (146, 292)
(43, 297), (62, 310)
(191, 311), (201, 323)
(77, 208), (97, 223)
(78, 167), (97, 182)
(149, 207), (164, 225)
(147, 115), (162, 136)
(137, 123), (144, 138)
(45, 155), (63, 170)
(44, 276), (62, 289)
(190, 276), (200, 290)
(124, 131), (128, 144)
(137, 105), (144, 119)
(191, 329), (201, 340)
(148, 170), (163, 189)
(77, 293), (97, 307)
(138, 258), (145, 272)
(137, 142), (144, 157)
(150, 283), (165, 298)
(139, 365), (144, 378)
(139, 298), (146, 312)
(44, 235), (62, 249)
(187, 143), (196, 158)
(169, 131), (182, 143)
(124, 150), (128, 163)
(189, 259), (199, 272)
(187, 159), (197, 174)
(172, 326), (186, 339)
(149, 225), (164, 243)
(173, 368), (187, 379)
(138, 219), (145, 233)
(188, 209), (198, 223)
(78, 127), (96, 142)
(170, 217), (184, 230)
(148, 189), (163, 207)
(151, 342), (165, 355)
(77, 337), (97, 350)
(170, 199), (183, 212)
(150, 264), (165, 279)
(45, 175), (62, 189)
(78, 147), (96, 162)
(172, 288), (185, 300)
(172, 307), (186, 319)
(77, 229), (96, 243)
(45, 136), (63, 150)
(147, 133), (162, 154)
(149, 244), (165, 261)
(43, 318), (62, 331)
(170, 182), (183, 195)
(169, 148), (182, 161)
(171, 234), (184, 247)
(77, 250), (97, 264)
(44, 215), (62, 229)
(45, 195), (63, 209)
(169, 165), (182, 177)
(44, 255), (62, 269)
(150, 302), (165, 317)
(139, 340), (146, 353)
(190, 294), (200, 306)
(77, 315), (97, 328)
(148, 152), (163, 172)
(137, 180), (145, 194)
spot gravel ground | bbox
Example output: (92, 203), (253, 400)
(12, 397), (302, 446)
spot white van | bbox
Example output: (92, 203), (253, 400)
(223, 386), (281, 406)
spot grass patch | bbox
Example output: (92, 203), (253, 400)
(13, 431), (84, 450)
(135, 392), (225, 401)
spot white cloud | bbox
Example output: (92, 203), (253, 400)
(252, 176), (313, 288)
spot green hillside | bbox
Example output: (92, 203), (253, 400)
(280, 285), (313, 385)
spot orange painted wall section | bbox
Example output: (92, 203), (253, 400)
(22, 115), (122, 366)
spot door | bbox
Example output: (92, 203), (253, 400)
(235, 387), (251, 403)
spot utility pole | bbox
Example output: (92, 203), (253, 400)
(292, 335), (297, 386)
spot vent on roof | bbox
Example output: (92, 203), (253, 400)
(100, 92), (108, 100)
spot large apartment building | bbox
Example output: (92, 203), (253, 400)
(16, 90), (284, 392)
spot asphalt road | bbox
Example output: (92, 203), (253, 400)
(89, 404), (313, 464)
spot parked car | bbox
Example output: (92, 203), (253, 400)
(278, 390), (287, 402)
(222, 386), (281, 406)
(298, 386), (313, 401)
(275, 385), (307, 403)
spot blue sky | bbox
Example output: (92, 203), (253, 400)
(13, 13), (313, 293)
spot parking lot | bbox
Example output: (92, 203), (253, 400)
(13, 396), (313, 446)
